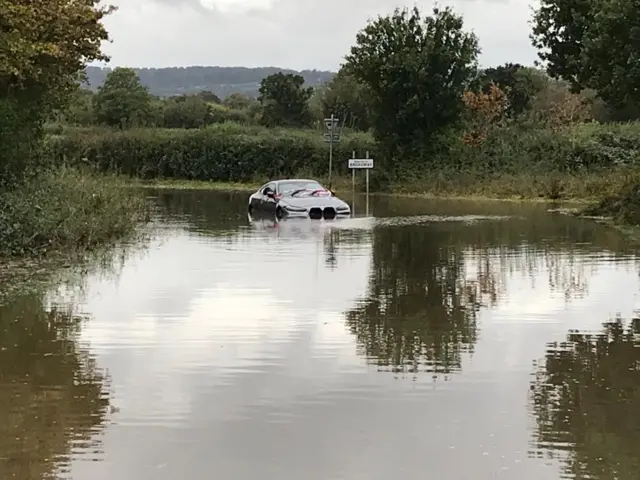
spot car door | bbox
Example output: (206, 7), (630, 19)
(262, 182), (277, 213)
(253, 182), (275, 211)
(251, 184), (268, 210)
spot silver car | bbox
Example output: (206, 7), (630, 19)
(248, 179), (351, 219)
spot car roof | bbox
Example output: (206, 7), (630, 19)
(258, 179), (323, 191)
(274, 179), (320, 184)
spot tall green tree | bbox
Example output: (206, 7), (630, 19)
(344, 6), (479, 172)
(0, 0), (115, 188)
(319, 70), (372, 131)
(531, 0), (640, 110)
(257, 73), (313, 127)
(93, 68), (152, 128)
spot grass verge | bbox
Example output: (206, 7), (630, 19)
(132, 178), (261, 191)
(581, 182), (640, 226)
(390, 168), (640, 203)
(0, 166), (150, 258)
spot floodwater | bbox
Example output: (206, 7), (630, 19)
(1, 190), (639, 480)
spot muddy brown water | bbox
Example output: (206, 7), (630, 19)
(1, 190), (639, 480)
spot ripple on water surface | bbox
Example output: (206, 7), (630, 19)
(2, 191), (639, 480)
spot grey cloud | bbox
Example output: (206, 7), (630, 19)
(100, 0), (538, 70)
(144, 0), (211, 12)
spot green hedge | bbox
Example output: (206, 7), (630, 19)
(47, 123), (377, 182)
(46, 121), (640, 184)
(414, 121), (640, 177)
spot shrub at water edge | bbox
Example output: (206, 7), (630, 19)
(0, 167), (150, 257)
(582, 182), (640, 225)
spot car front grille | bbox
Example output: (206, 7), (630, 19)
(323, 207), (336, 219)
(308, 207), (336, 219)
(309, 207), (322, 219)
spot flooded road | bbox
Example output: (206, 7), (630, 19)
(1, 190), (639, 480)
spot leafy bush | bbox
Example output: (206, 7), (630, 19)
(207, 103), (253, 125)
(162, 95), (212, 129)
(426, 121), (640, 176)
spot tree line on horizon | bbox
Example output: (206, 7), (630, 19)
(82, 65), (335, 98)
(58, 61), (616, 132)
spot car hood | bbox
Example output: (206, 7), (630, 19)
(279, 195), (348, 208)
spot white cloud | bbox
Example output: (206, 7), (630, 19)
(200, 0), (276, 13)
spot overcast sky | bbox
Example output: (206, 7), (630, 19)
(97, 0), (540, 71)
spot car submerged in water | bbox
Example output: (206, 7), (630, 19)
(248, 179), (351, 219)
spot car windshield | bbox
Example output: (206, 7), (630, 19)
(278, 181), (325, 196)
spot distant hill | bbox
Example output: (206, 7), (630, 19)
(83, 66), (335, 98)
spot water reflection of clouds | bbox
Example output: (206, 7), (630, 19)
(465, 258), (640, 380)
(77, 226), (372, 412)
(489, 262), (638, 322)
(462, 243), (639, 370)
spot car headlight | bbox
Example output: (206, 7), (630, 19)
(336, 205), (350, 211)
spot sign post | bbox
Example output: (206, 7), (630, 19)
(323, 115), (340, 189)
(347, 152), (374, 217)
(351, 151), (356, 214)
(365, 151), (370, 216)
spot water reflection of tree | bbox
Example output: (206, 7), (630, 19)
(344, 214), (637, 377)
(530, 318), (640, 479)
(423, 213), (630, 304)
(153, 189), (249, 234)
(466, 247), (592, 305)
(323, 228), (371, 270)
(344, 225), (481, 376)
(0, 295), (111, 479)
(324, 230), (338, 269)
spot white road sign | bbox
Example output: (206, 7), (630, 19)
(348, 158), (374, 169)
(324, 118), (339, 131)
(323, 133), (341, 143)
